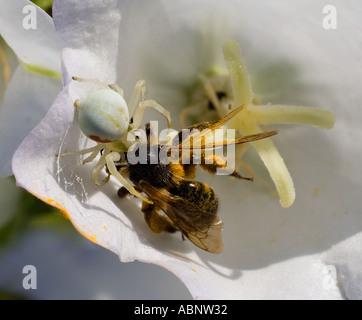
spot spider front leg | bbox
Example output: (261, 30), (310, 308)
(128, 80), (172, 130)
(108, 83), (124, 97)
(132, 99), (173, 140)
(128, 79), (147, 115)
(72, 76), (110, 89)
(72, 76), (124, 97)
(105, 152), (153, 204)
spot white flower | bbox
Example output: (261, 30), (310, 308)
(0, 0), (65, 176)
(11, 0), (362, 299)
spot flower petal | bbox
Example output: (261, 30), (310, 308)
(0, 64), (62, 176)
(0, 0), (65, 71)
(53, 0), (121, 73)
(114, 0), (229, 106)
(324, 233), (362, 300)
(61, 48), (117, 87)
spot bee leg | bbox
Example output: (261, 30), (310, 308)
(235, 144), (273, 189)
(141, 202), (177, 234)
(201, 154), (253, 181)
(117, 186), (144, 199)
(117, 187), (130, 198)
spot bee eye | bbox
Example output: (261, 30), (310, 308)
(75, 88), (129, 143)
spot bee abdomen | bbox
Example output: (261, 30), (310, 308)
(170, 180), (219, 219)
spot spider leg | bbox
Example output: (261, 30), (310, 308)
(132, 99), (172, 130)
(56, 143), (105, 164)
(128, 79), (147, 115)
(108, 83), (124, 97)
(91, 149), (111, 185)
(105, 152), (153, 204)
(72, 76), (109, 89)
(82, 144), (106, 164)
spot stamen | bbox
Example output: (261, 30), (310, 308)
(185, 39), (336, 208)
(249, 105), (336, 129)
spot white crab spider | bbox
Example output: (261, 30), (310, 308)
(60, 77), (172, 204)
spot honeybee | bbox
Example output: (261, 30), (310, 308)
(116, 107), (278, 253)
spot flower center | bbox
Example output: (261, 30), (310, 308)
(182, 70), (234, 126)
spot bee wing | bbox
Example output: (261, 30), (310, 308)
(189, 130), (278, 150)
(172, 106), (277, 151)
(189, 105), (245, 132)
(186, 220), (224, 254)
(171, 106), (243, 150)
(138, 180), (224, 253)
